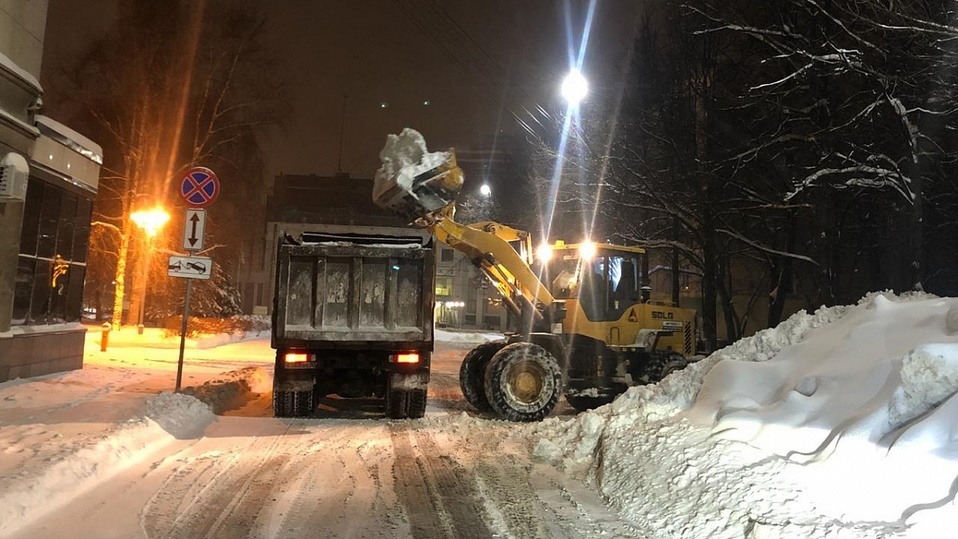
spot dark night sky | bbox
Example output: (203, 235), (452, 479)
(42, 1), (648, 187)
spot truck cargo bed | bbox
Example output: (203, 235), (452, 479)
(272, 231), (435, 348)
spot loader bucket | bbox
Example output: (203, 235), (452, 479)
(372, 151), (464, 224)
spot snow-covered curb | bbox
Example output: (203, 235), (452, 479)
(0, 393), (214, 537)
(0, 364), (269, 537)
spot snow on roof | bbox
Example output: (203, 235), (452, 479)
(35, 115), (103, 165)
(0, 51), (42, 92)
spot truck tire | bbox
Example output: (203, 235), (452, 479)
(459, 340), (506, 413)
(406, 388), (427, 419)
(484, 342), (562, 422)
(293, 390), (314, 417)
(385, 374), (428, 420)
(273, 390), (293, 418)
(386, 388), (426, 419)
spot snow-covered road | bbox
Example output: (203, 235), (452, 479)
(0, 330), (639, 539)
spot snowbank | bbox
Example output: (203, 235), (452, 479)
(530, 292), (958, 538)
(0, 392), (215, 537)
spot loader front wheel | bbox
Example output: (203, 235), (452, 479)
(459, 340), (506, 413)
(484, 343), (561, 422)
(647, 352), (689, 384)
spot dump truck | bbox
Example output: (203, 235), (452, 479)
(371, 128), (697, 422)
(271, 227), (436, 419)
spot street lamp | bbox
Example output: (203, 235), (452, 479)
(480, 183), (491, 197)
(130, 207), (170, 334)
(561, 69), (588, 106)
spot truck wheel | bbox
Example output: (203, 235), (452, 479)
(293, 390), (314, 417)
(386, 388), (408, 419)
(273, 390), (293, 418)
(484, 343), (561, 422)
(406, 388), (427, 419)
(459, 340), (506, 413)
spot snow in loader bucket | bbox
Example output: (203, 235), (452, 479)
(372, 128), (464, 223)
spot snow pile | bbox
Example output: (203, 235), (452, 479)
(145, 391), (216, 438)
(372, 127), (450, 198)
(435, 328), (504, 344)
(180, 366), (270, 415)
(195, 329), (270, 349)
(530, 292), (958, 537)
(0, 391), (215, 537)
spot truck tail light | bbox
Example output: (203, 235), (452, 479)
(392, 352), (420, 364)
(284, 352), (309, 363)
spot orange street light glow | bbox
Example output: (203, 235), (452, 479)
(130, 208), (171, 237)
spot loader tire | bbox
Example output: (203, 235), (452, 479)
(459, 340), (506, 413)
(484, 342), (561, 422)
(648, 352), (688, 384)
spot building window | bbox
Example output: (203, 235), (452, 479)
(11, 178), (92, 325)
(440, 248), (454, 262)
(436, 277), (452, 297)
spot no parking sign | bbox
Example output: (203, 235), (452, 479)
(179, 166), (220, 207)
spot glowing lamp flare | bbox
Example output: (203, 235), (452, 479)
(536, 243), (554, 263)
(561, 69), (588, 105)
(579, 240), (597, 259)
(480, 184), (491, 197)
(130, 208), (171, 237)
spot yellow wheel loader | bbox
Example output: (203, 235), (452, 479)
(373, 144), (697, 422)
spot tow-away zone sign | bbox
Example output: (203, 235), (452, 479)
(168, 255), (213, 280)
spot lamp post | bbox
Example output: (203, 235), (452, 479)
(130, 207), (170, 334)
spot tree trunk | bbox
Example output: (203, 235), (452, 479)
(768, 219), (796, 327)
(111, 226), (131, 330)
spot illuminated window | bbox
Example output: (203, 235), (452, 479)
(436, 277), (452, 297)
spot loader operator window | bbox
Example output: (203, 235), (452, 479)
(581, 254), (640, 322)
(549, 252), (641, 322)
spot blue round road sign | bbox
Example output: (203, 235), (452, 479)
(179, 166), (220, 208)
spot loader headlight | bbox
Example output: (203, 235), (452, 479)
(579, 240), (596, 260)
(536, 243), (553, 263)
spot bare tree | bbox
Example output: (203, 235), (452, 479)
(48, 0), (286, 328)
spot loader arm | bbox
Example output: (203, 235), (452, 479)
(430, 214), (557, 324)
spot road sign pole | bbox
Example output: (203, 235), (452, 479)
(175, 278), (193, 393)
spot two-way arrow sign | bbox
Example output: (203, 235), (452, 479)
(183, 208), (206, 251)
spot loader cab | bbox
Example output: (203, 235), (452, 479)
(537, 241), (647, 323)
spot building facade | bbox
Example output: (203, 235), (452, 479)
(0, 1), (102, 382)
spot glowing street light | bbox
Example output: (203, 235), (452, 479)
(131, 208), (170, 238)
(130, 207), (170, 333)
(480, 183), (492, 197)
(561, 69), (588, 106)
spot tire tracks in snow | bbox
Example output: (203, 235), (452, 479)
(389, 424), (494, 539)
(142, 418), (310, 538)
